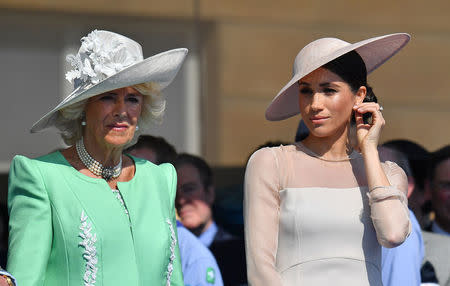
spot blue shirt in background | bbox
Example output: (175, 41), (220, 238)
(198, 221), (218, 248)
(177, 221), (224, 286)
(382, 210), (424, 286)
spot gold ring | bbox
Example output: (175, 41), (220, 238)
(1, 275), (14, 286)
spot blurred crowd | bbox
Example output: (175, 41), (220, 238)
(0, 28), (447, 286)
(0, 132), (449, 286)
(377, 141), (450, 286)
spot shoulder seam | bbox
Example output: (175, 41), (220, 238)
(267, 148), (282, 192)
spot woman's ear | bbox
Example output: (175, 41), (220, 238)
(355, 86), (366, 105)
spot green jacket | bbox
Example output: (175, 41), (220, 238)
(7, 152), (183, 286)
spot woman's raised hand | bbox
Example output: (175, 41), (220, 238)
(353, 102), (385, 152)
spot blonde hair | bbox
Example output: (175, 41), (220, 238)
(55, 82), (164, 148)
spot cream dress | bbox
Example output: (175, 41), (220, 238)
(244, 143), (411, 286)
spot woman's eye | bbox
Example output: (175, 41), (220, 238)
(127, 96), (141, 103)
(324, 88), (336, 94)
(299, 88), (313, 95)
(99, 94), (114, 101)
(180, 184), (197, 194)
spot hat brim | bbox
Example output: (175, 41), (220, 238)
(265, 33), (410, 121)
(31, 48), (188, 132)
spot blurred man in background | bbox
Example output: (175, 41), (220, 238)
(128, 135), (177, 165)
(426, 145), (450, 236)
(128, 136), (223, 286)
(175, 154), (247, 286)
(421, 145), (450, 286)
(382, 139), (431, 227)
(378, 145), (424, 286)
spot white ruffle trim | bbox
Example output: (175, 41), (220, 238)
(79, 210), (98, 286)
(111, 189), (130, 218)
(166, 219), (177, 286)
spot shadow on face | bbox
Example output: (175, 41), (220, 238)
(430, 159), (450, 230)
(175, 163), (214, 233)
(298, 67), (363, 139)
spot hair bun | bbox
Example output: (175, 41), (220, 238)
(360, 84), (377, 124)
(363, 85), (377, 103)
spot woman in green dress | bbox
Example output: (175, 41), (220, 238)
(7, 30), (187, 286)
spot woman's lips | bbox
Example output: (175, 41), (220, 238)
(310, 116), (329, 124)
(108, 123), (129, 131)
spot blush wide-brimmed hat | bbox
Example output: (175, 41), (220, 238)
(31, 30), (188, 132)
(265, 33), (410, 121)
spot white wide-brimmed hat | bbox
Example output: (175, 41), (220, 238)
(265, 33), (410, 121)
(31, 30), (188, 132)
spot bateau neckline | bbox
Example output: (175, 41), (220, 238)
(294, 141), (360, 162)
(55, 150), (139, 185)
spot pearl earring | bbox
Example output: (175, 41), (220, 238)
(135, 125), (139, 131)
(81, 112), (86, 126)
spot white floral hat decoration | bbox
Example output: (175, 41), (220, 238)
(266, 33), (410, 121)
(31, 30), (188, 132)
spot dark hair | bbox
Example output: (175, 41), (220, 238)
(255, 141), (291, 150)
(295, 120), (309, 142)
(126, 135), (177, 164)
(382, 139), (429, 189)
(175, 153), (213, 189)
(378, 145), (413, 177)
(323, 51), (377, 123)
(428, 145), (450, 181)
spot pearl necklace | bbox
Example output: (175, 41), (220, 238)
(76, 138), (122, 181)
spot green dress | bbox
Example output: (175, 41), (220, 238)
(7, 151), (183, 286)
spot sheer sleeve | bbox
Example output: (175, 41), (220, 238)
(367, 161), (411, 248)
(244, 148), (283, 286)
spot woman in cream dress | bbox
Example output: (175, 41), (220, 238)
(244, 34), (412, 285)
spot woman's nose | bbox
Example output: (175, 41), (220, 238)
(310, 93), (324, 110)
(113, 97), (127, 117)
